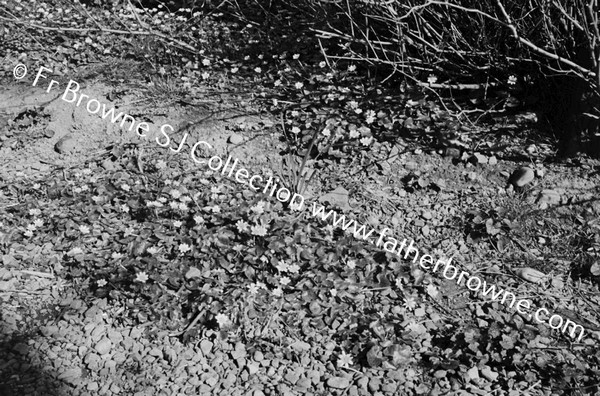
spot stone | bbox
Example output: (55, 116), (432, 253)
(515, 267), (546, 284)
(508, 167), (534, 187)
(94, 338), (112, 355)
(480, 366), (498, 382)
(466, 366), (479, 380)
(327, 376), (350, 389)
(444, 147), (461, 159)
(253, 351), (264, 361)
(537, 189), (560, 206)
(284, 370), (300, 384)
(200, 339), (212, 355)
(228, 134), (244, 145)
(54, 134), (77, 154)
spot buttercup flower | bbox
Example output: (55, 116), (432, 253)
(135, 271), (149, 283)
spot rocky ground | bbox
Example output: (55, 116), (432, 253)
(2, 1), (600, 396)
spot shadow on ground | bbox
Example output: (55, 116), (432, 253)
(0, 331), (67, 396)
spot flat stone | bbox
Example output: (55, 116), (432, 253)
(537, 189), (561, 206)
(94, 338), (112, 355)
(54, 134), (77, 154)
(508, 167), (534, 187)
(200, 339), (213, 356)
(327, 376), (350, 389)
(284, 370), (300, 384)
(228, 134), (243, 144)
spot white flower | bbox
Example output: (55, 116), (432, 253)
(254, 67), (262, 73)
(294, 82), (303, 89)
(337, 351), (353, 368)
(24, 230), (33, 238)
(121, 184), (130, 191)
(276, 261), (289, 272)
(170, 189), (181, 199)
(29, 208), (41, 216)
(97, 279), (107, 287)
(202, 58), (210, 66)
(330, 288), (337, 297)
(349, 129), (360, 139)
(236, 220), (249, 232)
(173, 220), (182, 228)
(272, 287), (283, 297)
(360, 136), (373, 146)
(251, 201), (265, 214)
(291, 127), (301, 134)
(147, 246), (160, 255)
(346, 259), (356, 269)
(280, 276), (291, 286)
(287, 264), (300, 273)
(508, 75), (517, 85)
(427, 74), (438, 84)
(247, 284), (260, 295)
(26, 224), (36, 231)
(319, 61), (326, 68)
(194, 215), (205, 224)
(292, 53), (300, 60)
(201, 72), (210, 80)
(178, 202), (188, 211)
(170, 202), (180, 210)
(79, 225), (90, 234)
(348, 65), (356, 72)
(112, 252), (124, 260)
(135, 271), (149, 283)
(322, 128), (331, 137)
(178, 243), (191, 253)
(274, 80), (282, 87)
(121, 204), (130, 213)
(231, 67), (239, 73)
(215, 313), (231, 327)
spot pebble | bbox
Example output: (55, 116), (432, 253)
(94, 338), (112, 355)
(537, 189), (560, 206)
(480, 366), (498, 381)
(54, 134), (77, 154)
(405, 161), (418, 171)
(200, 339), (212, 355)
(228, 134), (244, 144)
(508, 166), (534, 187)
(284, 370), (300, 384)
(247, 362), (260, 375)
(444, 147), (461, 158)
(253, 351), (264, 361)
(327, 376), (350, 389)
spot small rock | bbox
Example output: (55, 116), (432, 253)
(471, 153), (487, 164)
(508, 166), (534, 187)
(94, 338), (112, 355)
(488, 156), (498, 165)
(252, 390), (265, 396)
(444, 147), (461, 158)
(515, 267), (546, 284)
(200, 339), (212, 355)
(58, 367), (82, 385)
(480, 366), (498, 382)
(284, 370), (300, 384)
(228, 134), (243, 145)
(327, 376), (350, 389)
(537, 189), (560, 206)
(421, 211), (432, 220)
(44, 127), (56, 138)
(247, 362), (260, 375)
(54, 134), (77, 154)
(405, 161), (419, 170)
(466, 366), (479, 380)
(253, 351), (264, 361)
(101, 158), (115, 171)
